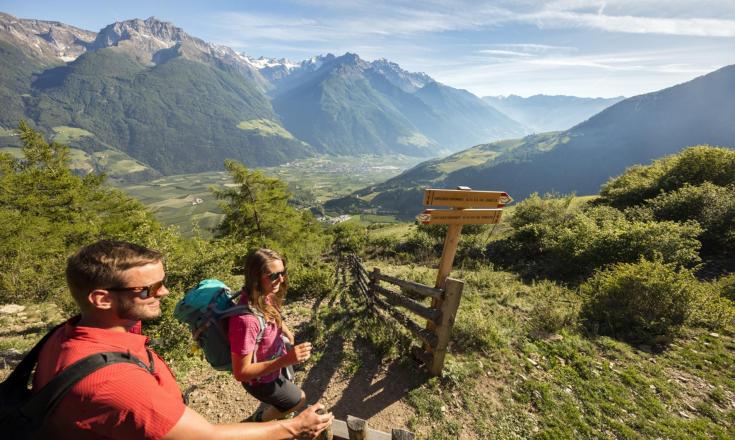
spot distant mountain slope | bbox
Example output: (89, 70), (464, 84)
(483, 94), (624, 132)
(414, 82), (527, 150)
(0, 14), (313, 174)
(330, 64), (735, 218)
(272, 53), (528, 156)
(273, 53), (438, 156)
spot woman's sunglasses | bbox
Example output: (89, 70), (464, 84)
(107, 277), (167, 299)
(266, 270), (287, 282)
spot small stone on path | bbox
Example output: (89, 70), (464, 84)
(0, 305), (25, 314)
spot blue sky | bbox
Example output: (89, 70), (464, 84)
(2, 0), (734, 98)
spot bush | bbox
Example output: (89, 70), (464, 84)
(288, 264), (335, 299)
(491, 204), (702, 281)
(509, 192), (574, 229)
(645, 183), (735, 251)
(687, 281), (735, 331)
(396, 230), (440, 262)
(580, 258), (699, 346)
(330, 221), (367, 254)
(720, 274), (735, 302)
(599, 145), (735, 209)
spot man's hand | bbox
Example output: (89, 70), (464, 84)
(283, 342), (312, 365)
(289, 404), (333, 439)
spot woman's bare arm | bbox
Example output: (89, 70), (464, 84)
(231, 342), (311, 382)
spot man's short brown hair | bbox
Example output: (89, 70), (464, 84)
(66, 240), (162, 305)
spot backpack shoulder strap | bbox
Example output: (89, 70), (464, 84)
(20, 350), (155, 426)
(1, 319), (70, 394)
(241, 305), (267, 364)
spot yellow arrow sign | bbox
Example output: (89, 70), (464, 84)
(417, 208), (504, 225)
(423, 189), (512, 208)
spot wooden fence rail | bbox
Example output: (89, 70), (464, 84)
(338, 254), (464, 376)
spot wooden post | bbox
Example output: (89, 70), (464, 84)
(347, 415), (367, 440)
(316, 408), (333, 440)
(429, 278), (464, 376)
(391, 428), (415, 440)
(423, 222), (462, 353)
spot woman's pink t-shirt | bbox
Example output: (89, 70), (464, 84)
(228, 296), (285, 384)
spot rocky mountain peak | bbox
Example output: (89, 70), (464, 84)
(90, 16), (191, 51)
(370, 58), (433, 93)
(0, 12), (95, 63)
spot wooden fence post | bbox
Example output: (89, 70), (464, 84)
(316, 408), (333, 440)
(429, 277), (464, 376)
(347, 415), (367, 440)
(423, 223), (462, 353)
(392, 428), (415, 440)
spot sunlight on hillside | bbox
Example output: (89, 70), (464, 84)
(237, 118), (296, 139)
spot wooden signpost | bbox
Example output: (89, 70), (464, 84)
(416, 186), (512, 375)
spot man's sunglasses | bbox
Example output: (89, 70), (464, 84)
(266, 270), (287, 282)
(107, 277), (167, 299)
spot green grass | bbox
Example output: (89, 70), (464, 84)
(115, 156), (421, 237)
(0, 127), (16, 136)
(236, 119), (296, 139)
(51, 126), (94, 144)
(0, 146), (23, 158)
(343, 262), (735, 439)
(398, 132), (433, 148)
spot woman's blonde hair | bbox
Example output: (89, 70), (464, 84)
(243, 248), (287, 326)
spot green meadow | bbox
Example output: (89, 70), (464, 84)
(115, 155), (422, 236)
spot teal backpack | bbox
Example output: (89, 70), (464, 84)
(174, 279), (266, 371)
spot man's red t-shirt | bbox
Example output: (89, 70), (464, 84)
(32, 319), (186, 439)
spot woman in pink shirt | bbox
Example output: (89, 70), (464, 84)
(228, 248), (312, 422)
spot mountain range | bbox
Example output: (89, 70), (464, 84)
(0, 13), (618, 179)
(483, 94), (625, 133)
(326, 64), (735, 218)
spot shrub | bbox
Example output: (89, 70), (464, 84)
(599, 145), (735, 209)
(645, 183), (735, 251)
(396, 230), (440, 261)
(288, 264), (336, 299)
(687, 281), (735, 331)
(720, 274), (735, 302)
(509, 192), (574, 229)
(580, 258), (699, 346)
(491, 203), (702, 281)
(330, 221), (368, 254)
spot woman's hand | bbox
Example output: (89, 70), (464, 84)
(283, 342), (312, 365)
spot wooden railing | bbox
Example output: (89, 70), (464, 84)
(338, 254), (464, 376)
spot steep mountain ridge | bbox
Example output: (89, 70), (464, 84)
(272, 52), (529, 155)
(0, 12), (95, 63)
(0, 13), (312, 175)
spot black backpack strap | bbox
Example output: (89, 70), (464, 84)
(19, 350), (155, 426)
(0, 319), (71, 396)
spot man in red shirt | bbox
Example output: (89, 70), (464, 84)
(32, 240), (332, 439)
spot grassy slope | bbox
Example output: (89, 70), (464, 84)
(322, 259), (734, 439)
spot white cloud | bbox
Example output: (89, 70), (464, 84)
(530, 10), (735, 37)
